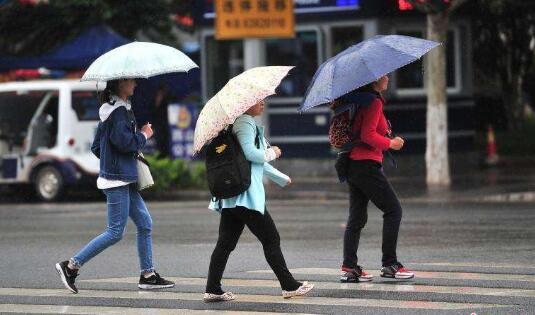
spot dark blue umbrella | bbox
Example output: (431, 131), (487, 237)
(298, 35), (440, 112)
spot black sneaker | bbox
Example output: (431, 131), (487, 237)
(138, 272), (175, 290)
(380, 262), (415, 279)
(55, 261), (78, 293)
(340, 265), (373, 283)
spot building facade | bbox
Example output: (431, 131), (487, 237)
(194, 0), (475, 157)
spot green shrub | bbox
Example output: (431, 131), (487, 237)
(495, 119), (535, 156)
(144, 155), (207, 192)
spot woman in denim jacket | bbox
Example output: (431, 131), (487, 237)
(203, 100), (314, 302)
(55, 79), (174, 293)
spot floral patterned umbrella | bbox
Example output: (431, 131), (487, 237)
(193, 66), (293, 153)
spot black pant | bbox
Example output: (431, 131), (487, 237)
(343, 160), (403, 268)
(205, 207), (301, 294)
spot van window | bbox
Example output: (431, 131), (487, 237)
(26, 92), (59, 154)
(0, 91), (50, 148)
(72, 91), (100, 121)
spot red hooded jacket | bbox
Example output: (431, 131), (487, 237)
(349, 96), (391, 163)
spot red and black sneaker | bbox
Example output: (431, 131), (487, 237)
(340, 265), (373, 283)
(380, 262), (414, 279)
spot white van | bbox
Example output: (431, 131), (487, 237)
(0, 79), (103, 201)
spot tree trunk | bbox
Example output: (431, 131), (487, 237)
(425, 12), (451, 187)
(502, 46), (524, 131)
(508, 74), (525, 131)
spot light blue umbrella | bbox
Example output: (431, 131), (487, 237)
(298, 35), (440, 112)
(81, 41), (198, 82)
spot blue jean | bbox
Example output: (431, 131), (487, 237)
(71, 184), (154, 274)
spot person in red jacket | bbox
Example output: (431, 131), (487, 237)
(340, 75), (415, 283)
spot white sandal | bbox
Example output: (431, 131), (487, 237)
(203, 292), (236, 302)
(282, 281), (314, 299)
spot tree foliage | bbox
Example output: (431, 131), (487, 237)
(0, 0), (192, 56)
(406, 0), (469, 14)
(472, 0), (535, 130)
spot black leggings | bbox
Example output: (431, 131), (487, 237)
(206, 206), (301, 294)
(343, 160), (403, 268)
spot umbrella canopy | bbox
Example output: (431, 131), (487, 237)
(81, 41), (198, 81)
(193, 66), (293, 153)
(298, 35), (440, 112)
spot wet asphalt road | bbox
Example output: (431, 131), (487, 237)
(0, 198), (534, 314)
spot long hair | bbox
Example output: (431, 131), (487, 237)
(99, 79), (120, 104)
(330, 81), (379, 109)
(356, 81), (376, 93)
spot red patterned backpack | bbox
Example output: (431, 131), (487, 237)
(328, 102), (359, 148)
(328, 92), (377, 182)
(328, 92), (377, 148)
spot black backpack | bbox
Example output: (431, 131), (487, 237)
(204, 125), (259, 202)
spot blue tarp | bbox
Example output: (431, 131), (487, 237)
(0, 24), (201, 125)
(0, 25), (129, 70)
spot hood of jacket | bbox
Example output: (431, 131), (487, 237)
(99, 95), (132, 122)
(340, 91), (381, 107)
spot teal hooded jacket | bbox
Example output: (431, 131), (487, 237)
(208, 114), (290, 214)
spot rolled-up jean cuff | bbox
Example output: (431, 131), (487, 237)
(141, 267), (155, 274)
(69, 258), (82, 269)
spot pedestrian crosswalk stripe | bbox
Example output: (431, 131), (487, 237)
(0, 304), (312, 315)
(412, 262), (535, 269)
(0, 288), (505, 310)
(248, 267), (535, 282)
(81, 276), (535, 298)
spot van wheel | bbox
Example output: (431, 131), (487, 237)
(35, 166), (64, 202)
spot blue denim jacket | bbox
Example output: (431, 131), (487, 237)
(91, 103), (146, 182)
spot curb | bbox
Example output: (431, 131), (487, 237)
(142, 189), (535, 203)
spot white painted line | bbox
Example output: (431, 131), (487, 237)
(81, 276), (535, 298)
(413, 262), (535, 269)
(0, 288), (504, 311)
(0, 304), (310, 315)
(479, 192), (535, 202)
(248, 268), (535, 282)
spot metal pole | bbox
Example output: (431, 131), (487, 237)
(243, 38), (268, 136)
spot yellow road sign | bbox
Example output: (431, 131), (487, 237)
(215, 0), (295, 40)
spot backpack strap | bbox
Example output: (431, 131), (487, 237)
(125, 109), (141, 159)
(254, 126), (260, 149)
(126, 108), (137, 131)
(384, 118), (397, 168)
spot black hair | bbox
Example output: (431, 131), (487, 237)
(99, 79), (121, 104)
(356, 81), (376, 93)
(330, 81), (379, 109)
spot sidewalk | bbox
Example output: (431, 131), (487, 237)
(159, 156), (535, 204)
(274, 159), (535, 202)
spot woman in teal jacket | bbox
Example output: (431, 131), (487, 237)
(204, 100), (314, 302)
